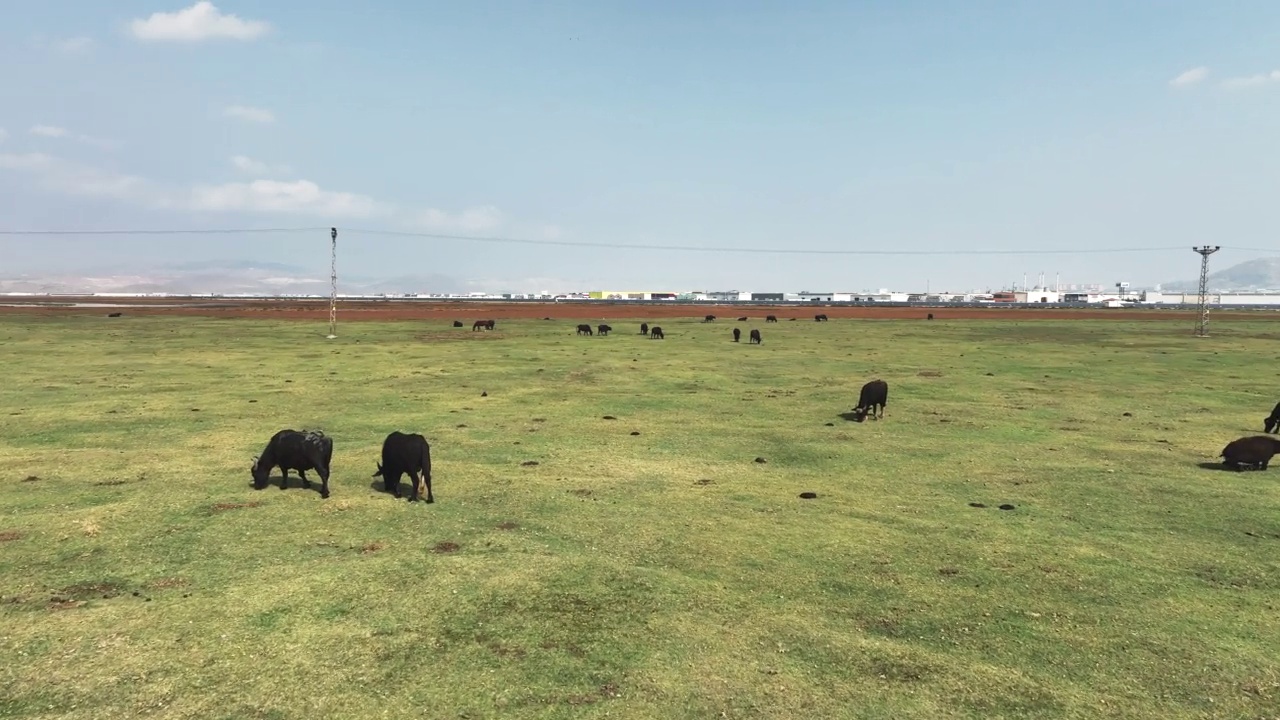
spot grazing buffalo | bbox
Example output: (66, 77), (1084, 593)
(1221, 435), (1280, 471)
(107, 312), (123, 318)
(704, 315), (716, 322)
(766, 315), (778, 322)
(852, 379), (888, 422)
(252, 429), (333, 499)
(749, 329), (762, 344)
(453, 320), (464, 327)
(650, 326), (665, 339)
(472, 320), (495, 331)
(598, 324), (612, 336)
(640, 322), (649, 336)
(1265, 401), (1280, 434)
(815, 314), (829, 322)
(576, 324), (594, 336)
(737, 316), (748, 321)
(373, 431), (433, 502)
(927, 313), (934, 320)
(733, 328), (741, 342)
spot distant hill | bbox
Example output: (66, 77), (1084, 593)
(1163, 257), (1280, 293)
(0, 261), (463, 296)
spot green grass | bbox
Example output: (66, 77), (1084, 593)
(1, 313), (1278, 719)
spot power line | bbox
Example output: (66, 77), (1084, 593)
(0, 224), (1270, 257)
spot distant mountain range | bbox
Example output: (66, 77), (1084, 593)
(0, 261), (465, 295)
(1163, 257), (1280, 293)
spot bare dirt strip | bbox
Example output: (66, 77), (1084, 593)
(0, 296), (1270, 322)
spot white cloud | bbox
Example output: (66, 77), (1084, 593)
(129, 2), (270, 42)
(0, 152), (514, 227)
(1170, 66), (1209, 87)
(1222, 70), (1280, 89)
(223, 105), (275, 124)
(30, 125), (69, 138)
(190, 179), (386, 218)
(416, 205), (504, 232)
(0, 153), (171, 208)
(230, 155), (291, 176)
(52, 36), (94, 54)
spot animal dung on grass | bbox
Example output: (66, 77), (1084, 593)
(630, 431), (640, 436)
(602, 415), (617, 420)
(998, 504), (1016, 511)
(754, 457), (768, 464)
(969, 502), (987, 508)
(521, 461), (539, 467)
(798, 492), (818, 499)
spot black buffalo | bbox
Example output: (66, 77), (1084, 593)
(737, 316), (748, 321)
(576, 324), (594, 336)
(852, 379), (888, 422)
(107, 312), (123, 318)
(1221, 435), (1280, 471)
(251, 429), (333, 499)
(640, 322), (649, 336)
(927, 313), (934, 320)
(766, 315), (778, 322)
(749, 329), (762, 344)
(704, 315), (716, 322)
(598, 324), (612, 336)
(815, 314), (829, 322)
(1265, 402), (1280, 434)
(732, 328), (741, 342)
(453, 320), (464, 327)
(373, 431), (434, 502)
(650, 326), (665, 339)
(472, 320), (495, 331)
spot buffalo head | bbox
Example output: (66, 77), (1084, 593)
(250, 456), (269, 489)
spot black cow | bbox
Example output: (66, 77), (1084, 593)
(815, 314), (829, 322)
(749, 329), (762, 344)
(576, 324), (594, 336)
(733, 328), (741, 342)
(927, 313), (934, 320)
(373, 431), (433, 502)
(1220, 435), (1280, 471)
(107, 312), (123, 318)
(251, 429), (333, 499)
(1265, 402), (1280, 434)
(598, 324), (612, 336)
(453, 320), (464, 327)
(852, 380), (888, 422)
(766, 315), (778, 322)
(486, 319), (496, 330)
(650, 326), (664, 339)
(640, 322), (649, 336)
(737, 316), (748, 321)
(704, 315), (716, 322)
(472, 320), (491, 331)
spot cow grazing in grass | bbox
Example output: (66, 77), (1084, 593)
(852, 379), (888, 422)
(453, 320), (464, 327)
(1220, 435), (1280, 471)
(597, 324), (612, 336)
(650, 326), (665, 339)
(733, 328), (741, 342)
(737, 316), (748, 321)
(766, 315), (778, 322)
(704, 315), (716, 322)
(107, 312), (123, 318)
(640, 322), (649, 336)
(815, 313), (829, 322)
(472, 320), (494, 331)
(749, 329), (762, 344)
(1265, 402), (1280, 434)
(576, 324), (593, 336)
(373, 431), (433, 502)
(251, 429), (333, 499)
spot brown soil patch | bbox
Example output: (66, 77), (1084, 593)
(918, 370), (944, 377)
(49, 599), (85, 611)
(60, 582), (124, 599)
(0, 531), (22, 542)
(432, 541), (461, 553)
(211, 501), (262, 513)
(147, 577), (189, 589)
(570, 488), (593, 497)
(95, 480), (129, 486)
(360, 541), (387, 554)
(0, 296), (1254, 322)
(496, 521), (519, 530)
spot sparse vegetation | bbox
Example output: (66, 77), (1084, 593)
(1, 314), (1278, 719)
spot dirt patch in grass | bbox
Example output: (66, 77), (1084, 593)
(0, 531), (22, 542)
(918, 370), (944, 377)
(433, 541), (461, 553)
(211, 501), (262, 513)
(60, 582), (125, 600)
(570, 488), (593, 497)
(694, 478), (715, 486)
(94, 479), (129, 487)
(147, 577), (189, 590)
(496, 521), (519, 530)
(360, 541), (387, 554)
(489, 643), (527, 659)
(21, 475), (40, 483)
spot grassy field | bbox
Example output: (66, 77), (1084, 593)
(1, 313), (1278, 720)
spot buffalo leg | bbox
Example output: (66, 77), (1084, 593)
(280, 468), (289, 490)
(408, 471), (420, 502)
(388, 473), (401, 498)
(299, 469), (312, 489)
(318, 468), (330, 499)
(423, 472), (434, 504)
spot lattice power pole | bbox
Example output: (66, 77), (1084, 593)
(1192, 245), (1220, 337)
(327, 227), (338, 339)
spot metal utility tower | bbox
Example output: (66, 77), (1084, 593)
(327, 227), (338, 339)
(1192, 245), (1220, 337)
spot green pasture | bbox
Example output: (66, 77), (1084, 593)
(0, 313), (1277, 719)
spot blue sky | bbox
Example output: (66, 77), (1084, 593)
(2, 1), (1279, 293)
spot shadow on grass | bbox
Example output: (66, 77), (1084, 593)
(249, 474), (326, 495)
(1196, 461), (1265, 473)
(838, 412), (868, 423)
